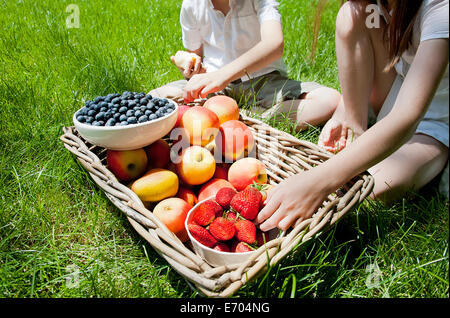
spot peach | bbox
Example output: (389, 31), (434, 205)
(176, 187), (198, 207)
(181, 106), (220, 147)
(228, 157), (267, 191)
(215, 120), (255, 162)
(106, 148), (148, 182)
(176, 146), (216, 185)
(203, 95), (239, 125)
(175, 105), (191, 128)
(198, 178), (235, 202)
(131, 168), (179, 202)
(153, 198), (191, 242)
(145, 139), (170, 169)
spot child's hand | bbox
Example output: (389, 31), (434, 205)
(255, 171), (330, 231)
(318, 117), (364, 153)
(170, 53), (205, 79)
(183, 71), (229, 102)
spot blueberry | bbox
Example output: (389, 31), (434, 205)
(100, 107), (107, 113)
(120, 100), (128, 107)
(94, 96), (104, 103)
(139, 98), (148, 105)
(120, 121), (129, 126)
(149, 114), (157, 120)
(144, 110), (152, 116)
(98, 120), (105, 126)
(119, 106), (127, 113)
(127, 116), (137, 124)
(133, 106), (140, 111)
(105, 111), (112, 118)
(78, 107), (88, 116)
(85, 116), (94, 124)
(114, 113), (121, 120)
(77, 115), (86, 123)
(104, 95), (113, 103)
(138, 115), (148, 123)
(99, 101), (108, 108)
(146, 94), (152, 100)
(93, 103), (101, 111)
(92, 121), (101, 126)
(95, 112), (106, 121)
(85, 100), (92, 107)
(167, 102), (175, 109)
(134, 110), (142, 118)
(111, 97), (121, 104)
(87, 109), (96, 117)
(128, 100), (137, 108)
(119, 114), (127, 122)
(126, 109), (134, 117)
(105, 118), (116, 126)
(166, 108), (174, 114)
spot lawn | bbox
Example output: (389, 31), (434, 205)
(0, 0), (448, 299)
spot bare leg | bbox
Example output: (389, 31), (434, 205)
(260, 86), (341, 130)
(369, 134), (449, 202)
(318, 1), (397, 152)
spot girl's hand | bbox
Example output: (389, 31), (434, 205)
(170, 55), (206, 79)
(255, 171), (331, 232)
(318, 115), (364, 153)
(183, 71), (230, 102)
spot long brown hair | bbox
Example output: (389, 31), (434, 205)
(313, 0), (424, 67)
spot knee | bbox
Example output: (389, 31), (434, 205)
(307, 87), (341, 111)
(336, 1), (369, 40)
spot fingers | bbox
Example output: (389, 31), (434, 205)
(255, 194), (280, 225)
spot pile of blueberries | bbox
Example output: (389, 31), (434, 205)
(75, 91), (176, 126)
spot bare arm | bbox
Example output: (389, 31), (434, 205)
(183, 19), (284, 101)
(257, 38), (449, 231)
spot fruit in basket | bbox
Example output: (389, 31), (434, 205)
(234, 219), (257, 244)
(191, 199), (222, 226)
(181, 106), (220, 146)
(153, 198), (191, 242)
(131, 168), (179, 202)
(198, 178), (235, 202)
(228, 157), (267, 191)
(106, 148), (148, 182)
(176, 187), (198, 207)
(176, 146), (216, 185)
(213, 243), (231, 252)
(145, 139), (170, 169)
(209, 217), (236, 241)
(232, 241), (255, 253)
(76, 92), (176, 127)
(203, 95), (239, 125)
(173, 51), (200, 70)
(175, 105), (191, 128)
(216, 120), (254, 161)
(188, 224), (218, 248)
(213, 163), (230, 180)
(215, 187), (237, 209)
(229, 186), (263, 220)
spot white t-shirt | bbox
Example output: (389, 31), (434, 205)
(180, 0), (287, 81)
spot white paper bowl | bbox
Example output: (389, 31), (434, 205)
(73, 99), (178, 151)
(185, 196), (278, 267)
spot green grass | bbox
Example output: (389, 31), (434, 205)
(0, 0), (448, 299)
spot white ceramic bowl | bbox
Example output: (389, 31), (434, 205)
(73, 99), (178, 151)
(185, 196), (278, 267)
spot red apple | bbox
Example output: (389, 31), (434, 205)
(228, 157), (267, 191)
(175, 105), (191, 128)
(145, 139), (170, 169)
(153, 198), (191, 242)
(176, 187), (198, 207)
(215, 120), (255, 162)
(198, 178), (235, 202)
(181, 106), (220, 147)
(203, 95), (239, 125)
(106, 148), (148, 182)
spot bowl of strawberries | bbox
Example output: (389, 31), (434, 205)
(185, 184), (279, 267)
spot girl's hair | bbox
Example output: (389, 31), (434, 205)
(313, 0), (424, 68)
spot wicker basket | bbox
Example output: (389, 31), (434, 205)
(60, 109), (374, 297)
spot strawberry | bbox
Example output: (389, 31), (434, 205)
(230, 187), (262, 220)
(234, 219), (256, 244)
(215, 187), (237, 209)
(209, 217), (236, 241)
(188, 224), (217, 248)
(246, 183), (274, 204)
(232, 241), (255, 253)
(213, 242), (231, 252)
(225, 211), (238, 223)
(192, 200), (221, 226)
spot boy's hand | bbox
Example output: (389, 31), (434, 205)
(183, 71), (230, 102)
(170, 54), (205, 79)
